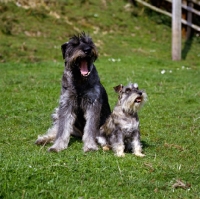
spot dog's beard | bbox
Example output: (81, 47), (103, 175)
(122, 93), (146, 113)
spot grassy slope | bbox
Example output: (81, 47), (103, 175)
(0, 1), (200, 198)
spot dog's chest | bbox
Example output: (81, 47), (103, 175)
(121, 117), (139, 133)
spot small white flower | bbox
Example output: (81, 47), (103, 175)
(161, 70), (166, 74)
(16, 2), (21, 7)
(108, 58), (121, 62)
(182, 66), (185, 69)
(169, 70), (172, 73)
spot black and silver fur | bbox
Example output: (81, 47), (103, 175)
(97, 83), (147, 157)
(35, 32), (111, 152)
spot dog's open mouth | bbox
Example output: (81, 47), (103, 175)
(135, 96), (142, 103)
(80, 59), (90, 77)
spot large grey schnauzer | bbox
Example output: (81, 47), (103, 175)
(35, 32), (111, 152)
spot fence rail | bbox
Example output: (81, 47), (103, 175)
(134, 0), (200, 32)
(134, 0), (200, 60)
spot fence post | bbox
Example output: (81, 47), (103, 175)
(186, 1), (193, 39)
(172, 0), (182, 60)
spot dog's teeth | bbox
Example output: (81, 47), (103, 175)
(85, 72), (90, 76)
(134, 97), (142, 103)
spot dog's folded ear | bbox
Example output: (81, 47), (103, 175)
(61, 42), (69, 59)
(114, 84), (123, 93)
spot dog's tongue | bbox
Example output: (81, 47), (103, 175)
(135, 97), (142, 103)
(80, 60), (89, 76)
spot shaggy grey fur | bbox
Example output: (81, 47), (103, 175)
(97, 83), (147, 157)
(35, 32), (111, 152)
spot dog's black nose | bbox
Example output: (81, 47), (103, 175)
(84, 47), (91, 54)
(138, 91), (143, 96)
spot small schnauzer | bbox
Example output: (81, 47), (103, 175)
(97, 83), (147, 157)
(35, 32), (111, 152)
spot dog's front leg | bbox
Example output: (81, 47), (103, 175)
(110, 131), (125, 157)
(48, 95), (77, 152)
(131, 130), (145, 157)
(82, 101), (101, 152)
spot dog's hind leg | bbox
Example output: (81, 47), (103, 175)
(48, 110), (77, 152)
(35, 108), (59, 145)
(96, 135), (107, 146)
(48, 92), (77, 152)
(112, 143), (125, 157)
(96, 136), (110, 151)
(35, 124), (58, 145)
(96, 127), (111, 151)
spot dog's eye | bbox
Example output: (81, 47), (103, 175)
(125, 88), (131, 93)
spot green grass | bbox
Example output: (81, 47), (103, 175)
(1, 1), (200, 198)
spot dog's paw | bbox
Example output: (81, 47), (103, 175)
(115, 152), (125, 157)
(48, 145), (67, 152)
(35, 137), (48, 145)
(48, 147), (61, 153)
(48, 138), (68, 152)
(134, 152), (145, 157)
(102, 145), (110, 151)
(83, 142), (99, 152)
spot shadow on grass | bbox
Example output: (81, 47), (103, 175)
(182, 37), (193, 60)
(124, 140), (150, 153)
(66, 137), (151, 153)
(68, 136), (82, 147)
(141, 140), (150, 149)
(35, 137), (151, 152)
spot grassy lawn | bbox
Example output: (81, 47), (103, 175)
(0, 1), (200, 198)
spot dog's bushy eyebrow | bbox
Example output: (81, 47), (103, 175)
(70, 35), (80, 45)
(81, 35), (93, 45)
(70, 33), (93, 45)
